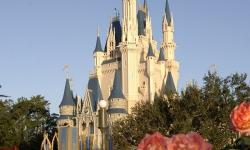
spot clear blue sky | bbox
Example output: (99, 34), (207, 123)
(0, 0), (250, 113)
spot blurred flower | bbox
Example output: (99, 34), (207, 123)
(230, 102), (250, 135)
(137, 132), (211, 150)
(137, 132), (169, 150)
(166, 132), (212, 150)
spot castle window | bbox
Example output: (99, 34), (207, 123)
(90, 122), (94, 134)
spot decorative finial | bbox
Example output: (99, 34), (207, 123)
(97, 25), (100, 37)
(63, 64), (70, 79)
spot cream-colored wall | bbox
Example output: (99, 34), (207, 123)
(109, 98), (128, 110)
(100, 62), (119, 100)
(60, 106), (75, 116)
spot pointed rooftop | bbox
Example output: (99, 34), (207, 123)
(88, 77), (103, 111)
(165, 0), (172, 26)
(165, 72), (176, 93)
(147, 43), (155, 57)
(109, 69), (125, 100)
(59, 78), (75, 107)
(158, 48), (165, 61)
(93, 29), (103, 53)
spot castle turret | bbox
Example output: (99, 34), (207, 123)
(161, 0), (180, 90)
(121, 0), (139, 113)
(146, 43), (156, 103)
(93, 29), (104, 76)
(58, 78), (76, 127)
(165, 0), (172, 26)
(162, 0), (175, 54)
(108, 69), (128, 123)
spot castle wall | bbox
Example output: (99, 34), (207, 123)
(100, 62), (120, 100)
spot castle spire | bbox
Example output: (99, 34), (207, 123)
(158, 48), (165, 61)
(165, 0), (172, 26)
(59, 78), (75, 107)
(147, 43), (155, 57)
(93, 27), (103, 53)
(165, 71), (176, 93)
(109, 69), (125, 99)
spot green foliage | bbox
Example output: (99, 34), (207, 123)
(0, 95), (58, 150)
(223, 136), (250, 150)
(112, 71), (250, 150)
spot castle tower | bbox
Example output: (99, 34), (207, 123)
(121, 0), (139, 113)
(57, 79), (79, 150)
(146, 43), (156, 103)
(93, 30), (104, 78)
(57, 78), (76, 127)
(161, 0), (180, 89)
(108, 69), (128, 124)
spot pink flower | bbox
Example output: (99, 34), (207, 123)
(230, 102), (250, 135)
(137, 132), (169, 150)
(166, 132), (212, 150)
(137, 132), (212, 150)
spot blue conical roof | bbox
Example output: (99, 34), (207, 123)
(165, 0), (172, 26)
(108, 70), (125, 100)
(165, 72), (176, 93)
(158, 48), (165, 61)
(94, 36), (103, 53)
(59, 79), (75, 107)
(88, 77), (103, 111)
(147, 43), (155, 57)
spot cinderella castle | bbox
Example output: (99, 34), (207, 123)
(56, 0), (180, 149)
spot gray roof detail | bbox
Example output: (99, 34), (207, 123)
(108, 108), (127, 114)
(59, 79), (76, 107)
(165, 0), (172, 26)
(108, 69), (125, 100)
(147, 43), (155, 57)
(158, 48), (165, 61)
(88, 78), (103, 111)
(94, 36), (103, 53)
(165, 72), (176, 93)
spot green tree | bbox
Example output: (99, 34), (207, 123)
(112, 71), (250, 150)
(0, 95), (58, 150)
